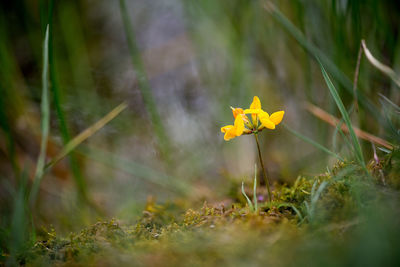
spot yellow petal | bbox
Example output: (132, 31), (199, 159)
(234, 115), (244, 136)
(221, 125), (233, 133)
(250, 96), (261, 110)
(270, 111), (284, 125)
(224, 129), (237, 141)
(262, 119), (275, 129)
(259, 112), (275, 129)
(244, 108), (262, 114)
(257, 110), (270, 118)
(249, 96), (262, 125)
(231, 108), (244, 118)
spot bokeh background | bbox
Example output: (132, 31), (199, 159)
(1, 0), (399, 233)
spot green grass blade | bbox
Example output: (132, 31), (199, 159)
(45, 103), (127, 171)
(332, 106), (355, 154)
(379, 93), (400, 112)
(378, 97), (400, 142)
(264, 2), (381, 122)
(283, 123), (344, 161)
(119, 0), (171, 163)
(29, 25), (50, 205)
(253, 164), (258, 212)
(241, 181), (254, 211)
(318, 60), (366, 168)
(78, 146), (190, 195)
(333, 120), (355, 155)
(277, 203), (303, 221)
(48, 0), (88, 201)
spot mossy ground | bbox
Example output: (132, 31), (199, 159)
(11, 153), (400, 266)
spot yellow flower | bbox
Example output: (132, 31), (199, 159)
(221, 96), (284, 141)
(221, 115), (244, 141)
(258, 111), (276, 129)
(231, 107), (244, 118)
(248, 96), (261, 124)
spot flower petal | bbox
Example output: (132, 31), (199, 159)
(250, 96), (261, 110)
(231, 108), (244, 118)
(221, 125), (233, 133)
(262, 119), (275, 129)
(259, 112), (275, 129)
(224, 129), (237, 141)
(258, 110), (270, 120)
(249, 96), (262, 125)
(234, 115), (244, 136)
(244, 108), (262, 114)
(270, 111), (284, 125)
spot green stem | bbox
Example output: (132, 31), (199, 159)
(254, 134), (272, 202)
(119, 0), (171, 164)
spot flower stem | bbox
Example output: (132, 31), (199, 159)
(254, 134), (272, 202)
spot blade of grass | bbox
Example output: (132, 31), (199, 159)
(59, 1), (100, 120)
(29, 25), (50, 205)
(379, 93), (400, 112)
(283, 123), (344, 161)
(332, 104), (354, 153)
(47, 0), (88, 201)
(362, 40), (400, 88)
(77, 146), (190, 195)
(263, 2), (382, 123)
(378, 97), (400, 142)
(318, 59), (366, 168)
(378, 147), (392, 154)
(333, 118), (355, 155)
(253, 164), (258, 212)
(242, 181), (254, 211)
(277, 203), (303, 221)
(352, 43), (363, 112)
(119, 0), (171, 163)
(45, 102), (127, 170)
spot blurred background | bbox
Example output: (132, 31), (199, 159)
(0, 0), (399, 233)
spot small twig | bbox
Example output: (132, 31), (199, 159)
(305, 103), (393, 150)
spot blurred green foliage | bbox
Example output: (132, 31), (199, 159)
(0, 0), (400, 265)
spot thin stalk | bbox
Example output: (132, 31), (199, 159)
(30, 25), (50, 205)
(353, 42), (363, 113)
(254, 134), (272, 202)
(48, 0), (88, 203)
(119, 0), (171, 164)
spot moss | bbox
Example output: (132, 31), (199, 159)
(21, 158), (400, 266)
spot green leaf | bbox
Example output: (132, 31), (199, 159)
(242, 181), (254, 211)
(318, 59), (365, 168)
(253, 164), (258, 212)
(284, 123), (344, 161)
(29, 25), (50, 205)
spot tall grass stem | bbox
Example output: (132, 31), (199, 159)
(30, 25), (50, 205)
(318, 60), (366, 169)
(119, 0), (171, 163)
